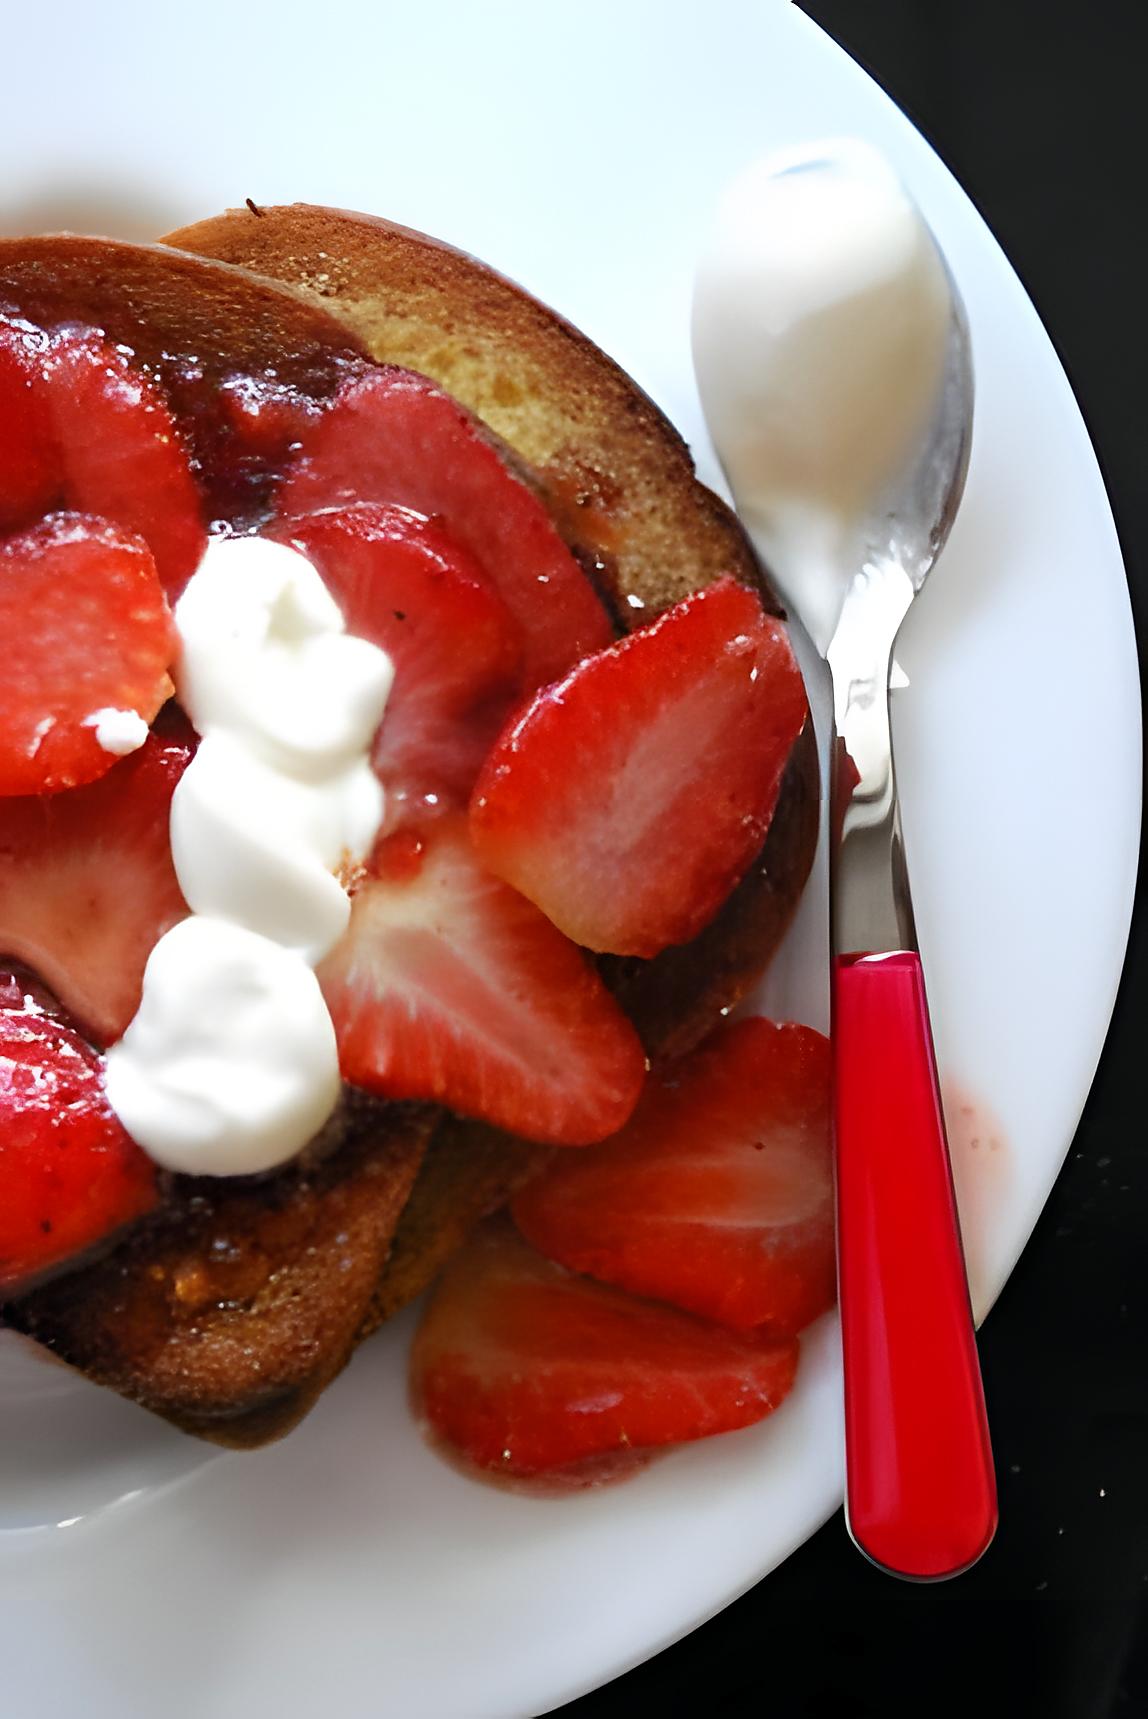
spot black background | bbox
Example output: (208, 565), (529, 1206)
(563, 5), (1147, 1716)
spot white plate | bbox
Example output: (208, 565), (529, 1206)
(0, 2), (1139, 1714)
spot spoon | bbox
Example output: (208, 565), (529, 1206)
(693, 140), (997, 1580)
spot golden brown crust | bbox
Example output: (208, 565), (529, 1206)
(0, 234), (363, 378)
(4, 208), (818, 1444)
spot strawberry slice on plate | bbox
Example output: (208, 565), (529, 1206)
(276, 364), (614, 687)
(276, 503), (523, 824)
(318, 814), (645, 1145)
(0, 316), (206, 596)
(513, 1017), (836, 1336)
(0, 980), (158, 1295)
(411, 1219), (799, 1483)
(470, 576), (809, 957)
(0, 709), (193, 1045)
(0, 513), (177, 796)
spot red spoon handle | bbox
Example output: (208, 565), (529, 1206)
(833, 950), (997, 1580)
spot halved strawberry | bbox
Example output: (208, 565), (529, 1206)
(0, 513), (177, 796)
(513, 1017), (836, 1336)
(470, 576), (808, 958)
(0, 319), (57, 531)
(411, 1219), (799, 1481)
(0, 317), (206, 596)
(275, 503), (523, 825)
(318, 815), (645, 1145)
(0, 983), (158, 1295)
(276, 365), (614, 687)
(0, 709), (193, 1046)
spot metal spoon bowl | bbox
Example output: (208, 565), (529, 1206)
(828, 277), (973, 971)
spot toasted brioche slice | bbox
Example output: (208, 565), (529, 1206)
(4, 210), (818, 1445)
(12, 1103), (432, 1449)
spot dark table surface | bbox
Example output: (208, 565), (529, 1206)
(563, 5), (1147, 1716)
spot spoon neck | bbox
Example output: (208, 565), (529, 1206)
(828, 560), (918, 960)
(827, 555), (915, 675)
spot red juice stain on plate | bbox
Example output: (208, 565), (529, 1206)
(941, 1080), (1011, 1317)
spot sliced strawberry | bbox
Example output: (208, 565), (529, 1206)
(276, 503), (523, 825)
(0, 964), (65, 1021)
(470, 576), (808, 958)
(0, 320), (57, 531)
(0, 710), (193, 1045)
(513, 1017), (835, 1336)
(276, 365), (614, 687)
(318, 815), (645, 1145)
(0, 317), (206, 596)
(411, 1219), (799, 1481)
(217, 370), (323, 464)
(0, 986), (158, 1295)
(211, 372), (325, 525)
(0, 513), (177, 796)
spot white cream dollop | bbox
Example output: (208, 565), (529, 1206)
(104, 917), (342, 1177)
(85, 707), (149, 757)
(692, 138), (953, 651)
(105, 535), (393, 1178)
(175, 536), (390, 776)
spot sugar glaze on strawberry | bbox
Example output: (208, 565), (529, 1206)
(105, 536), (393, 1176)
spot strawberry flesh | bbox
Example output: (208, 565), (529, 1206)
(0, 317), (206, 597)
(470, 576), (809, 957)
(514, 1017), (836, 1335)
(276, 503), (523, 827)
(208, 372), (326, 527)
(0, 709), (193, 1046)
(0, 979), (158, 1295)
(411, 1219), (799, 1480)
(318, 815), (646, 1145)
(0, 320), (58, 531)
(276, 365), (614, 688)
(0, 513), (177, 796)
